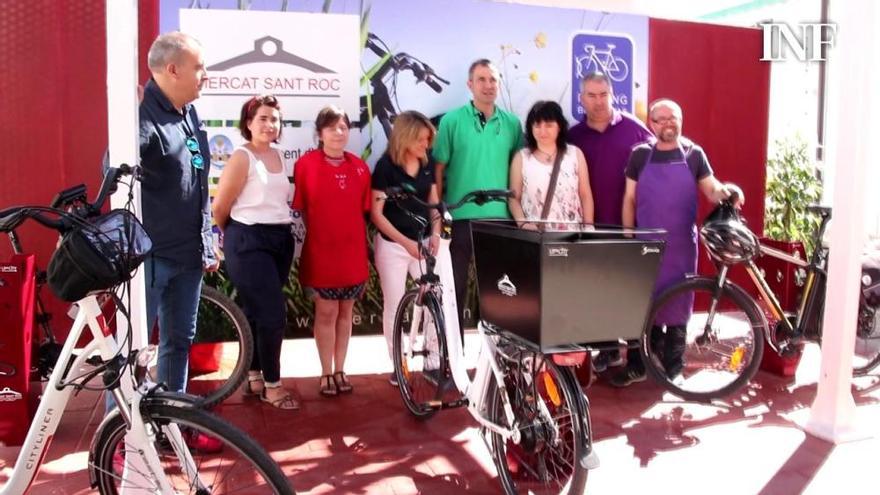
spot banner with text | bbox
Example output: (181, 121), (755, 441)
(167, 1), (648, 335)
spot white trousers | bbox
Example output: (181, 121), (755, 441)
(373, 234), (462, 364)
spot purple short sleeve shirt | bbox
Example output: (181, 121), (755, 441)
(568, 111), (653, 225)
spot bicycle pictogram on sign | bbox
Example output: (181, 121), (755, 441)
(571, 32), (636, 116)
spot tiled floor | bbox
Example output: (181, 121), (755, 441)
(1, 335), (879, 494)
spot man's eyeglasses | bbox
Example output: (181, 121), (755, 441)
(652, 115), (680, 125)
(185, 136), (205, 170)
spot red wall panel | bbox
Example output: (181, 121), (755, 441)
(648, 18), (769, 228)
(0, 0), (159, 340)
(648, 18), (770, 278)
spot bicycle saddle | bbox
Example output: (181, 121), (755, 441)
(806, 205), (831, 218)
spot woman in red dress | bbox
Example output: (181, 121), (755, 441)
(292, 106), (371, 397)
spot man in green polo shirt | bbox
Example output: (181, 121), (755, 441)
(434, 58), (523, 334)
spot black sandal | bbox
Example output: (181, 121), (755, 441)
(243, 375), (264, 396)
(319, 375), (338, 397)
(333, 371), (353, 393)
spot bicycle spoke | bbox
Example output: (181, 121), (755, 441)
(93, 404), (290, 494)
(642, 279), (765, 401)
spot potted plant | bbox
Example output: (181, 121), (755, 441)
(764, 136), (824, 254)
(759, 136), (823, 375)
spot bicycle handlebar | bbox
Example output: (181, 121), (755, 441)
(393, 52), (449, 94)
(384, 187), (512, 211)
(0, 164), (138, 234)
(424, 78), (443, 93)
(91, 163), (136, 215)
(408, 59), (448, 92)
(0, 207), (65, 233)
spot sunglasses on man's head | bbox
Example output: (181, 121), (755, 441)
(185, 136), (205, 170)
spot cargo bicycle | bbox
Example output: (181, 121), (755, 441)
(383, 187), (666, 494)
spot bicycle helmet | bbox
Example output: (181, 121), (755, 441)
(700, 202), (759, 265)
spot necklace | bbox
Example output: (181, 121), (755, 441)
(535, 148), (556, 163)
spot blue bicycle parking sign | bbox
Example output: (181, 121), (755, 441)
(571, 32), (635, 116)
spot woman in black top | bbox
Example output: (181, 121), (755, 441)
(370, 111), (461, 386)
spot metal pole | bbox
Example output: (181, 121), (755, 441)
(106, 0), (147, 351)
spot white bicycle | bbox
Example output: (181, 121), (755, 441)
(0, 165), (292, 494)
(383, 188), (596, 495)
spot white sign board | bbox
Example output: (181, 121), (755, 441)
(181, 9), (359, 121)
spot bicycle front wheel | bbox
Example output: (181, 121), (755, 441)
(489, 347), (590, 495)
(90, 402), (293, 494)
(641, 277), (765, 402)
(188, 285), (253, 409)
(392, 290), (449, 420)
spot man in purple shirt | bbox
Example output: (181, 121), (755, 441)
(568, 72), (653, 373)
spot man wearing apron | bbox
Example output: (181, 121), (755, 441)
(611, 99), (743, 387)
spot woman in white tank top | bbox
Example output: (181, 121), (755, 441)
(509, 100), (594, 230)
(212, 95), (298, 410)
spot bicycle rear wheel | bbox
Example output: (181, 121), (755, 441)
(187, 285), (253, 409)
(640, 277), (765, 402)
(854, 301), (880, 375)
(392, 290), (449, 420)
(104, 285), (251, 409)
(489, 345), (590, 495)
(90, 402), (293, 494)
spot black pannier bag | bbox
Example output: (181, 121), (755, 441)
(47, 209), (152, 302)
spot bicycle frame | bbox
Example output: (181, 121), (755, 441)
(708, 209), (831, 353)
(0, 294), (193, 495)
(405, 287), (557, 446)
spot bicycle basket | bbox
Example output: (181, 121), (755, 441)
(47, 209), (152, 301)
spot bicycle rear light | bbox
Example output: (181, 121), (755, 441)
(550, 351), (588, 367)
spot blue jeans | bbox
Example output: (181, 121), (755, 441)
(145, 256), (203, 393)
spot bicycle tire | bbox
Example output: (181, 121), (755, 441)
(392, 289), (449, 420)
(853, 300), (880, 376)
(90, 400), (293, 494)
(640, 277), (765, 402)
(188, 285), (253, 409)
(488, 348), (590, 495)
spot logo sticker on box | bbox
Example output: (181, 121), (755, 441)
(497, 275), (517, 297)
(0, 387), (23, 402)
